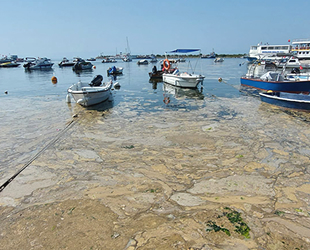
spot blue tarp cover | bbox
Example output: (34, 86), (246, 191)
(167, 49), (200, 53)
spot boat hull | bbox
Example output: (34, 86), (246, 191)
(260, 92), (310, 111)
(68, 82), (112, 107)
(240, 77), (310, 93)
(163, 73), (204, 88)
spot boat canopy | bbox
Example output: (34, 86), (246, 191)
(167, 49), (200, 53)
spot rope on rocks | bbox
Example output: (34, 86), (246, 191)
(0, 119), (76, 193)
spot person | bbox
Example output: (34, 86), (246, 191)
(152, 65), (157, 73)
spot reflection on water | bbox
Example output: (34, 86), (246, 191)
(163, 82), (204, 100)
(73, 69), (94, 77)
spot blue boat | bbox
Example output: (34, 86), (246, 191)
(259, 91), (310, 111)
(240, 72), (310, 93)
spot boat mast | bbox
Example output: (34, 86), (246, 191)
(126, 37), (131, 55)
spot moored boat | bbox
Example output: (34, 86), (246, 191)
(59, 57), (75, 67)
(214, 57), (224, 62)
(0, 61), (20, 67)
(137, 59), (149, 65)
(67, 75), (113, 107)
(240, 71), (310, 93)
(291, 39), (310, 60)
(23, 57), (53, 70)
(72, 58), (93, 71)
(107, 66), (123, 75)
(259, 91), (310, 111)
(244, 43), (291, 62)
(162, 49), (205, 88)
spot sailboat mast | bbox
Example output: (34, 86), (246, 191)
(126, 37), (131, 55)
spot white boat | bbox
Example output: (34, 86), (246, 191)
(23, 57), (53, 70)
(245, 43), (291, 62)
(291, 39), (310, 60)
(162, 49), (205, 88)
(214, 57), (224, 62)
(67, 75), (113, 107)
(137, 59), (149, 65)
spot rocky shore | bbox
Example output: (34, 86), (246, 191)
(1, 96), (310, 249)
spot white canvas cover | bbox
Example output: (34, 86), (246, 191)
(260, 72), (284, 81)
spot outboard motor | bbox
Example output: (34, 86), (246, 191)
(90, 75), (103, 86)
(291, 67), (300, 74)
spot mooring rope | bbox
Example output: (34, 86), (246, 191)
(0, 119), (76, 193)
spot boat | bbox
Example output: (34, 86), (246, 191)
(23, 57), (54, 70)
(87, 58), (96, 61)
(67, 75), (113, 107)
(240, 71), (310, 93)
(150, 54), (157, 63)
(214, 57), (224, 62)
(0, 56), (14, 64)
(102, 57), (116, 63)
(72, 58), (93, 71)
(149, 65), (164, 80)
(162, 49), (205, 88)
(259, 91), (310, 111)
(107, 66), (123, 75)
(0, 61), (20, 67)
(291, 39), (310, 60)
(58, 57), (75, 67)
(245, 43), (291, 62)
(137, 59), (149, 65)
(201, 49), (216, 59)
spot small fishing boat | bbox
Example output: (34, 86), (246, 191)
(214, 57), (224, 63)
(59, 57), (75, 67)
(107, 66), (123, 75)
(102, 58), (116, 63)
(162, 49), (205, 88)
(72, 58), (93, 71)
(23, 57), (54, 70)
(67, 75), (113, 107)
(259, 91), (310, 111)
(240, 71), (310, 93)
(137, 59), (149, 65)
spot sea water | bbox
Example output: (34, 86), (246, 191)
(0, 58), (247, 176)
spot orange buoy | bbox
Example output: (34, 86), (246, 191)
(93, 65), (96, 69)
(51, 76), (57, 84)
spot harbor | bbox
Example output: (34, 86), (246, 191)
(1, 58), (310, 249)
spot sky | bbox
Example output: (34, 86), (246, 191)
(1, 0), (310, 59)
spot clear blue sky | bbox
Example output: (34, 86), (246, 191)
(1, 0), (309, 59)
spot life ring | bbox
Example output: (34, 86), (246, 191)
(163, 59), (171, 70)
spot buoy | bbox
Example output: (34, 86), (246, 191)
(51, 76), (57, 84)
(218, 77), (222, 82)
(4, 91), (8, 94)
(93, 65), (96, 69)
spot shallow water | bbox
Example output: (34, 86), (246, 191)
(0, 57), (309, 178)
